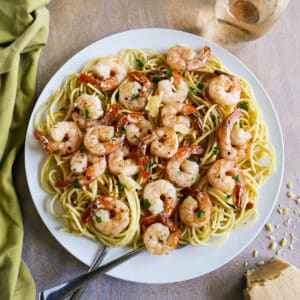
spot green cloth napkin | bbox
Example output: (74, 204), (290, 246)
(0, 1), (49, 299)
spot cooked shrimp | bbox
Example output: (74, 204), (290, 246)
(117, 113), (152, 146)
(91, 56), (127, 92)
(84, 125), (123, 156)
(143, 222), (180, 255)
(82, 196), (129, 237)
(71, 94), (104, 129)
(55, 153), (106, 188)
(166, 146), (205, 188)
(108, 145), (139, 176)
(161, 103), (203, 135)
(179, 189), (212, 228)
(217, 109), (252, 162)
(34, 121), (82, 155)
(150, 127), (178, 159)
(207, 159), (246, 208)
(158, 72), (188, 104)
(167, 45), (211, 72)
(208, 73), (242, 107)
(143, 179), (177, 216)
(119, 72), (153, 111)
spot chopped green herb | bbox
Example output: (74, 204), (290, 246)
(198, 210), (206, 218)
(130, 93), (139, 101)
(239, 102), (248, 111)
(73, 178), (81, 189)
(226, 194), (231, 199)
(80, 147), (86, 154)
(177, 170), (182, 175)
(145, 161), (154, 172)
(229, 204), (238, 210)
(118, 183), (125, 192)
(166, 68), (173, 78)
(95, 215), (102, 223)
(179, 196), (185, 204)
(152, 77), (160, 83)
(189, 87), (198, 96)
(188, 157), (196, 162)
(59, 107), (67, 112)
(147, 88), (154, 94)
(233, 174), (242, 183)
(107, 172), (113, 177)
(82, 108), (89, 119)
(197, 82), (204, 89)
(135, 58), (144, 68)
(212, 146), (219, 155)
(53, 150), (60, 155)
(121, 125), (127, 135)
(143, 199), (151, 208)
(211, 115), (216, 122)
(192, 112), (200, 118)
(239, 121), (243, 128)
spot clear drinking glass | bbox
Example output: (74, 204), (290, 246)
(213, 0), (289, 47)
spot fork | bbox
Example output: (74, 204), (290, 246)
(69, 245), (109, 300)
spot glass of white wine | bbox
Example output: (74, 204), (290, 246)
(213, 0), (289, 47)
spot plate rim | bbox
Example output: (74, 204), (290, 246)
(24, 28), (284, 284)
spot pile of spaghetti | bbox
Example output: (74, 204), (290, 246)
(34, 45), (275, 255)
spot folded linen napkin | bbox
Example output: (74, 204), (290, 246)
(0, 1), (49, 299)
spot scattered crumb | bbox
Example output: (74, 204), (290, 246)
(287, 192), (295, 198)
(296, 198), (300, 205)
(267, 235), (275, 241)
(244, 261), (249, 267)
(290, 233), (296, 244)
(252, 250), (258, 258)
(283, 218), (292, 226)
(275, 224), (280, 229)
(265, 223), (273, 232)
(287, 182), (293, 189)
(282, 253), (287, 257)
(289, 244), (294, 250)
(276, 249), (282, 255)
(283, 208), (289, 215)
(269, 242), (277, 250)
(257, 261), (265, 266)
(280, 238), (287, 247)
(278, 208), (284, 214)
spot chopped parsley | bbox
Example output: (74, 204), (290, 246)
(239, 102), (248, 111)
(226, 194), (231, 199)
(95, 215), (102, 223)
(82, 108), (89, 119)
(145, 161), (154, 172)
(80, 147), (86, 154)
(212, 146), (219, 155)
(59, 107), (67, 112)
(166, 68), (173, 78)
(121, 125), (127, 135)
(229, 204), (238, 210)
(135, 58), (144, 68)
(107, 172), (113, 177)
(239, 121), (243, 128)
(189, 87), (198, 96)
(152, 77), (160, 83)
(147, 88), (154, 94)
(233, 174), (242, 183)
(73, 178), (81, 189)
(198, 210), (206, 218)
(130, 93), (139, 101)
(188, 157), (196, 162)
(118, 183), (125, 192)
(179, 196), (185, 204)
(143, 198), (151, 208)
(197, 82), (204, 89)
(53, 150), (60, 155)
(192, 112), (200, 118)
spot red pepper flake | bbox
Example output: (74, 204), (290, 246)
(246, 202), (253, 210)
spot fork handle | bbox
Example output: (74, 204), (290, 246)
(39, 247), (146, 300)
(69, 246), (109, 300)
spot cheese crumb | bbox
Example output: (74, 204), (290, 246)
(283, 208), (289, 215)
(289, 244), (294, 250)
(280, 238), (287, 247)
(278, 208), (284, 214)
(265, 223), (273, 231)
(269, 242), (277, 250)
(287, 192), (295, 198)
(287, 182), (293, 189)
(268, 235), (275, 240)
(257, 261), (265, 266)
(275, 224), (281, 229)
(283, 218), (291, 226)
(252, 250), (258, 257)
(276, 249), (282, 255)
(296, 198), (300, 205)
(244, 261), (249, 267)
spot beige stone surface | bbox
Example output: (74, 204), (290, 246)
(16, 0), (300, 299)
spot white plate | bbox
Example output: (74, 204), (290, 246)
(25, 28), (284, 284)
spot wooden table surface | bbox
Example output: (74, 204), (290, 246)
(16, 1), (300, 299)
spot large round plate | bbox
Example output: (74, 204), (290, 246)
(25, 28), (284, 283)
